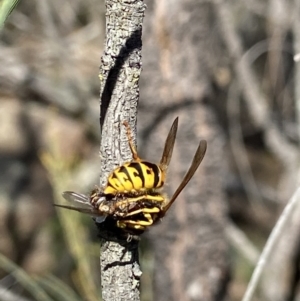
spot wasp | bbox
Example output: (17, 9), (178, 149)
(55, 117), (207, 232)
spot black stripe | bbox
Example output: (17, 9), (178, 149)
(118, 165), (133, 185)
(130, 162), (145, 187)
(141, 161), (160, 188)
(107, 172), (119, 190)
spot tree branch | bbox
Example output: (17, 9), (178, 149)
(98, 1), (145, 300)
(242, 187), (300, 301)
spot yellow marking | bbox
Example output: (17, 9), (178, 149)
(117, 221), (146, 230)
(141, 164), (156, 189)
(103, 185), (116, 194)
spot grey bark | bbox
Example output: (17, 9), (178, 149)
(98, 1), (145, 300)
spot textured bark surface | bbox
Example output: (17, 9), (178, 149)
(138, 1), (230, 300)
(98, 1), (145, 300)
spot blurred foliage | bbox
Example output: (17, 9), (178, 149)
(0, 0), (20, 28)
(0, 253), (53, 301)
(40, 134), (101, 301)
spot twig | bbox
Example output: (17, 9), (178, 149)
(226, 221), (259, 265)
(0, 254), (52, 301)
(98, 1), (145, 300)
(0, 286), (33, 301)
(227, 81), (263, 204)
(241, 187), (300, 301)
(212, 0), (268, 128)
(293, 0), (300, 140)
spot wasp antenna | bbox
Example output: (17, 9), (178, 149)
(123, 120), (140, 161)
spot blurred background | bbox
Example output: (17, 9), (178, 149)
(0, 0), (299, 301)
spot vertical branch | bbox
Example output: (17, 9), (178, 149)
(293, 0), (300, 140)
(98, 1), (145, 301)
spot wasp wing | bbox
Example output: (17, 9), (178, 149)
(62, 191), (90, 205)
(60, 191), (107, 222)
(159, 117), (179, 170)
(54, 204), (107, 223)
(164, 140), (207, 212)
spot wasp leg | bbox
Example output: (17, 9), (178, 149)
(117, 221), (146, 230)
(118, 214), (153, 227)
(123, 121), (140, 161)
(123, 207), (160, 218)
(116, 195), (165, 207)
(117, 207), (161, 231)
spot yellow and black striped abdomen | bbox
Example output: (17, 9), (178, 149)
(104, 161), (165, 195)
